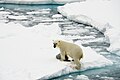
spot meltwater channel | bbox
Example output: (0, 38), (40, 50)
(0, 4), (120, 80)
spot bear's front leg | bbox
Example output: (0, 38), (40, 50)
(56, 53), (70, 61)
(60, 51), (66, 61)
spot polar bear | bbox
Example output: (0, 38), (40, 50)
(53, 40), (83, 69)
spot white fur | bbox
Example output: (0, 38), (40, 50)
(53, 40), (83, 69)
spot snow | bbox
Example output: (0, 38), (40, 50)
(101, 76), (114, 80)
(7, 15), (28, 20)
(0, 11), (11, 15)
(79, 44), (112, 69)
(52, 14), (63, 18)
(26, 10), (50, 15)
(0, 21), (113, 80)
(0, 22), (63, 80)
(76, 75), (89, 80)
(0, 0), (83, 4)
(58, 0), (120, 56)
(0, 7), (4, 11)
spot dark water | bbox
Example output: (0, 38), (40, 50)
(0, 4), (120, 80)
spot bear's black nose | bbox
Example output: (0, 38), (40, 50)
(53, 43), (57, 48)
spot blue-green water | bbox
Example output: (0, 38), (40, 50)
(0, 3), (63, 10)
(0, 4), (120, 80)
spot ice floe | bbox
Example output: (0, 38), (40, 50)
(0, 22), (113, 80)
(57, 0), (120, 56)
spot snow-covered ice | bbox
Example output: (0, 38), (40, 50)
(101, 76), (114, 80)
(52, 14), (63, 18)
(7, 15), (28, 20)
(26, 10), (50, 15)
(0, 22), (63, 80)
(0, 11), (11, 15)
(0, 21), (113, 80)
(58, 0), (120, 56)
(76, 75), (89, 80)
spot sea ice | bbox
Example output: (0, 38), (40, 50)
(76, 75), (89, 80)
(0, 22), (113, 80)
(57, 0), (120, 56)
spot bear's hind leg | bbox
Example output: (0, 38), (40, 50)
(73, 59), (81, 70)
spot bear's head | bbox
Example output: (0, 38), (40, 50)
(53, 40), (61, 48)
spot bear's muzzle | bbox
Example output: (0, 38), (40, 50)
(53, 43), (57, 48)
